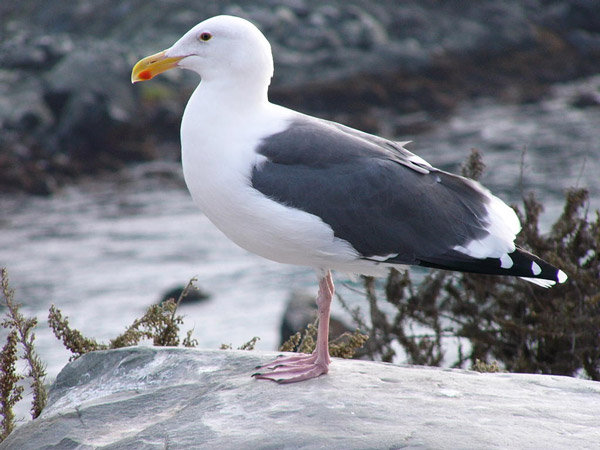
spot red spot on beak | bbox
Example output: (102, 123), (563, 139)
(138, 70), (152, 80)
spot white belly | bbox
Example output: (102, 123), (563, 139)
(182, 149), (359, 269)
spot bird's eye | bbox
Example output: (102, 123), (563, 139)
(199, 32), (212, 42)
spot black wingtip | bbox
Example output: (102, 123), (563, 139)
(419, 247), (567, 287)
(504, 248), (568, 285)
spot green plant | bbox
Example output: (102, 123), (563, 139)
(279, 320), (369, 359)
(472, 359), (502, 373)
(220, 336), (261, 351)
(0, 268), (48, 440)
(0, 331), (23, 440)
(48, 277), (200, 359)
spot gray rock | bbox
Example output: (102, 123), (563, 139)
(1, 347), (599, 449)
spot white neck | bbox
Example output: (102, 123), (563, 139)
(194, 76), (270, 110)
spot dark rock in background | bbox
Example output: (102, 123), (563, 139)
(159, 284), (210, 306)
(1, 0), (599, 194)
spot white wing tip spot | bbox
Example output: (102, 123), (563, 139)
(557, 270), (568, 283)
(520, 277), (555, 288)
(500, 253), (513, 269)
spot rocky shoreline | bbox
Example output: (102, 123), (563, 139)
(1, 0), (599, 194)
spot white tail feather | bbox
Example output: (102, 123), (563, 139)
(520, 277), (556, 288)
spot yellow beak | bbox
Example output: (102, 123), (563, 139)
(131, 50), (185, 83)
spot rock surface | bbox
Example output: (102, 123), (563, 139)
(1, 347), (599, 449)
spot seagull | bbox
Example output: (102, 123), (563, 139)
(131, 15), (568, 383)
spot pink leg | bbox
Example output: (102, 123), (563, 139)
(253, 270), (334, 383)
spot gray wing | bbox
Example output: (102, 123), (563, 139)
(251, 115), (490, 265)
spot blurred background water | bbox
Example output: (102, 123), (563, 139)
(1, 0), (599, 422)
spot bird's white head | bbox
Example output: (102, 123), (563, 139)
(132, 15), (274, 88)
